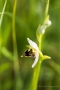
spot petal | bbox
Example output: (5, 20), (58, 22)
(27, 38), (38, 51)
(32, 52), (39, 68)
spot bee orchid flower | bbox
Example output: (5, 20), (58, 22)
(21, 38), (51, 68)
(27, 38), (43, 68)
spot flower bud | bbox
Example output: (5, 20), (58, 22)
(37, 25), (46, 34)
(45, 20), (51, 27)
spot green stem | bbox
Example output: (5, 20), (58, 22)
(12, 0), (22, 90)
(44, 0), (50, 19)
(39, 35), (42, 50)
(29, 58), (41, 90)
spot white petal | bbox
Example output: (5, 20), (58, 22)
(32, 52), (39, 68)
(27, 38), (38, 51)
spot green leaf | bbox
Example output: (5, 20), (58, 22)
(1, 47), (13, 60)
(0, 63), (11, 74)
(0, 0), (7, 27)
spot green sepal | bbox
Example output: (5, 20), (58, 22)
(42, 55), (51, 61)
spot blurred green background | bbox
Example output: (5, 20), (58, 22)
(0, 0), (60, 90)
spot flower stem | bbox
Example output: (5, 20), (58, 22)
(39, 35), (42, 50)
(12, 0), (22, 90)
(28, 58), (41, 90)
(44, 0), (50, 19)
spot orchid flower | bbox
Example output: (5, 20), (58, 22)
(27, 38), (43, 68)
(27, 38), (51, 68)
